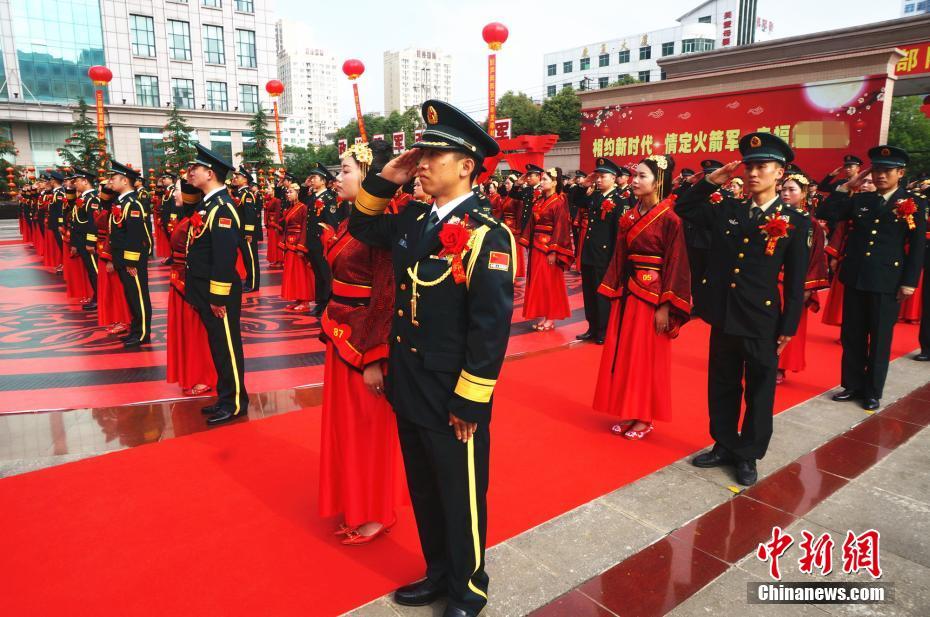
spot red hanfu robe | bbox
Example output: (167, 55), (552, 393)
(593, 197), (691, 422)
(318, 220), (401, 527)
(279, 200), (314, 302)
(493, 194), (526, 277)
(780, 216), (830, 373)
(519, 193), (572, 320)
(821, 221), (849, 326)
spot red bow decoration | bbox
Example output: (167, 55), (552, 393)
(709, 192), (724, 204)
(438, 215), (472, 284)
(111, 204), (122, 220)
(895, 198), (917, 230)
(75, 198), (84, 208)
(600, 198), (617, 220)
(190, 210), (204, 235)
(314, 198), (325, 216)
(759, 215), (794, 256)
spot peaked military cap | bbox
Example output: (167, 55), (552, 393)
(307, 162), (335, 182)
(617, 166), (632, 177)
(159, 171), (178, 180)
(680, 168), (695, 178)
(593, 157), (621, 175)
(412, 99), (500, 161)
(574, 169), (587, 178)
(232, 165), (254, 184)
(843, 154), (863, 166)
(868, 145), (909, 169)
(701, 159), (724, 173)
(525, 163), (544, 175)
(739, 132), (794, 165)
(47, 170), (65, 183)
(68, 167), (97, 181)
(109, 160), (141, 182)
(190, 143), (233, 180)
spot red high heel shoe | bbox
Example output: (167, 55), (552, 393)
(341, 516), (397, 546)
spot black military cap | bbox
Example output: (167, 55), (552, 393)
(574, 169), (587, 178)
(48, 170), (65, 183)
(701, 159), (724, 173)
(617, 166), (632, 177)
(843, 154), (863, 166)
(232, 165), (254, 184)
(180, 179), (204, 205)
(109, 160), (141, 181)
(159, 171), (178, 180)
(594, 157), (620, 175)
(680, 168), (696, 178)
(525, 164), (544, 175)
(412, 99), (500, 161)
(307, 162), (335, 182)
(69, 167), (97, 181)
(281, 170), (297, 183)
(189, 143), (233, 180)
(868, 145), (909, 169)
(739, 132), (794, 165)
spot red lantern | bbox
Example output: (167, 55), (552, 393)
(87, 65), (112, 86)
(482, 23), (509, 51)
(265, 79), (284, 97)
(342, 59), (365, 80)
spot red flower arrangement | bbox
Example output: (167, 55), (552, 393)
(621, 189), (631, 199)
(759, 215), (793, 256)
(190, 210), (204, 235)
(709, 191), (724, 204)
(314, 198), (325, 216)
(438, 215), (472, 284)
(75, 198), (84, 208)
(600, 198), (617, 220)
(895, 198), (917, 230)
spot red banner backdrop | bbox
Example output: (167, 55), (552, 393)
(580, 76), (888, 180)
(895, 41), (930, 76)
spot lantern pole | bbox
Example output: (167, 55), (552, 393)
(482, 24), (508, 135)
(265, 80), (285, 165)
(87, 65), (113, 163)
(343, 60), (368, 142)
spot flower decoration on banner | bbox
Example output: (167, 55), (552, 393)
(438, 215), (473, 284)
(709, 191), (724, 204)
(895, 197), (917, 230)
(600, 198), (618, 220)
(759, 215), (793, 255)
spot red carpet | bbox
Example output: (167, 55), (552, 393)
(0, 315), (921, 616)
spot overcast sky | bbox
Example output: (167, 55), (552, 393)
(274, 0), (894, 123)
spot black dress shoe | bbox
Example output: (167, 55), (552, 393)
(862, 398), (880, 411)
(692, 445), (733, 468)
(915, 353), (930, 362)
(123, 338), (141, 348)
(308, 306), (324, 318)
(595, 337), (605, 344)
(575, 331), (594, 341)
(243, 286), (254, 293)
(736, 459), (758, 486)
(443, 606), (477, 617)
(81, 302), (97, 311)
(201, 404), (218, 415)
(831, 389), (860, 402)
(206, 408), (248, 426)
(393, 578), (446, 607)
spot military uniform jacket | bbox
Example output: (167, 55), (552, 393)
(109, 191), (151, 268)
(250, 186), (264, 242)
(816, 187), (927, 294)
(676, 179), (811, 340)
(675, 183), (730, 251)
(234, 186), (260, 241)
(304, 188), (340, 243)
(71, 190), (100, 250)
(161, 186), (183, 237)
(186, 188), (242, 307)
(49, 188), (66, 234)
(349, 174), (516, 431)
(578, 186), (628, 269)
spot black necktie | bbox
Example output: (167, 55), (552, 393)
(422, 211), (440, 238)
(750, 206), (763, 222)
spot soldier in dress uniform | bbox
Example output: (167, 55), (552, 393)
(302, 162), (340, 317)
(158, 172), (181, 265)
(817, 146), (927, 409)
(231, 165), (261, 292)
(682, 159), (726, 316)
(679, 133), (810, 486)
(69, 168), (101, 311)
(107, 161), (153, 348)
(504, 163), (542, 232)
(349, 99), (514, 617)
(819, 154), (863, 195)
(186, 144), (249, 427)
(47, 170), (67, 273)
(576, 158), (630, 344)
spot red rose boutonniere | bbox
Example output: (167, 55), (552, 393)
(709, 191), (724, 204)
(190, 210), (204, 236)
(621, 189), (631, 200)
(759, 215), (794, 256)
(601, 198), (617, 220)
(314, 198), (325, 217)
(111, 204), (122, 221)
(438, 215), (473, 284)
(895, 198), (917, 230)
(75, 198), (85, 208)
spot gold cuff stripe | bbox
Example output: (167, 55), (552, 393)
(124, 250), (141, 261)
(210, 280), (232, 296)
(86, 234), (97, 241)
(355, 187), (390, 215)
(461, 370), (496, 387)
(455, 375), (494, 403)
(244, 224), (255, 231)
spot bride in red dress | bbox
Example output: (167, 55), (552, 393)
(318, 140), (401, 545)
(593, 154), (691, 439)
(263, 182), (284, 266)
(279, 183), (314, 311)
(519, 167), (573, 331)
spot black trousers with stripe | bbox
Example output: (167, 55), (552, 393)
(76, 244), (98, 300)
(840, 286), (899, 399)
(580, 264), (609, 337)
(396, 415), (489, 614)
(241, 238), (260, 291)
(117, 260), (152, 342)
(307, 238), (332, 308)
(186, 277), (249, 416)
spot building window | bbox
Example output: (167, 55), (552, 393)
(562, 82), (572, 90)
(239, 84), (258, 112)
(662, 42), (675, 56)
(698, 15), (712, 23)
(904, 3), (914, 12)
(167, 20), (192, 61)
(235, 0), (253, 12)
(140, 127), (165, 173)
(202, 0), (221, 7)
(639, 46), (651, 60)
(28, 123), (70, 168)
(546, 85), (556, 97)
(547, 63), (556, 76)
(579, 57), (590, 70)
(206, 81), (228, 110)
(618, 49), (630, 63)
(598, 77), (609, 88)
(598, 53), (609, 67)
(682, 38), (715, 53)
(563, 60), (573, 73)
(130, 15), (156, 57)
(209, 130), (232, 162)
(134, 75), (159, 107)
(203, 25), (225, 64)
(171, 78), (194, 108)
(661, 70), (667, 81)
(235, 29), (256, 68)
(638, 70), (651, 82)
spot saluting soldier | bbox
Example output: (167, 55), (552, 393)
(576, 158), (630, 344)
(819, 154), (863, 196)
(69, 168), (101, 311)
(303, 163), (340, 317)
(817, 146), (927, 409)
(158, 172), (181, 264)
(186, 144), (249, 427)
(511, 163), (542, 231)
(349, 100), (514, 617)
(681, 159), (727, 316)
(107, 161), (153, 348)
(679, 133), (810, 486)
(231, 165), (261, 292)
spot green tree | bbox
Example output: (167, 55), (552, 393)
(58, 98), (107, 171)
(154, 105), (197, 172)
(283, 143), (340, 179)
(607, 75), (640, 88)
(241, 105), (276, 169)
(333, 106), (422, 147)
(888, 95), (930, 177)
(496, 91), (542, 136)
(540, 87), (582, 140)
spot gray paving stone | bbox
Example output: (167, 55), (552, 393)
(345, 598), (404, 617)
(0, 452), (95, 479)
(776, 397), (871, 436)
(482, 542), (568, 617)
(854, 432), (930, 507)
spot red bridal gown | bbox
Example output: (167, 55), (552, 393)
(593, 197), (691, 422)
(279, 201), (314, 302)
(780, 216), (830, 372)
(493, 193), (526, 277)
(264, 195), (283, 265)
(822, 221), (848, 326)
(520, 193), (573, 320)
(318, 220), (401, 527)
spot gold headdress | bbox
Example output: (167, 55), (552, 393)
(785, 173), (810, 187)
(644, 155), (669, 199)
(341, 142), (373, 166)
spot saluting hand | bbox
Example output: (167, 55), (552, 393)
(380, 149), (423, 185)
(707, 160), (742, 186)
(449, 413), (477, 443)
(840, 168), (872, 192)
(776, 335), (792, 356)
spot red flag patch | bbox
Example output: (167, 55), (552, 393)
(130, 209), (140, 217)
(488, 251), (510, 271)
(218, 217), (232, 229)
